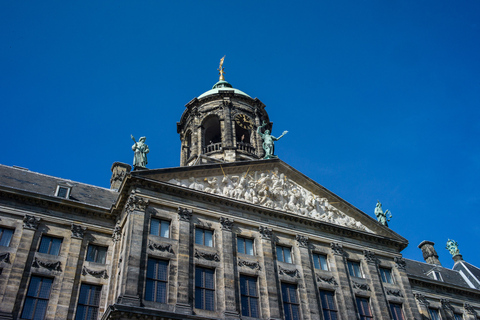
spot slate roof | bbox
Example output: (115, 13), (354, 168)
(453, 260), (480, 289)
(405, 258), (472, 289)
(0, 164), (118, 209)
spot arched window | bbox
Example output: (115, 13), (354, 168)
(203, 115), (222, 153)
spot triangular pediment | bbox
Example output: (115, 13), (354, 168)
(132, 159), (406, 241)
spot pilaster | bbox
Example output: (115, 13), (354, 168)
(393, 257), (421, 319)
(362, 250), (390, 319)
(330, 242), (357, 320)
(175, 207), (193, 315)
(296, 235), (317, 320)
(220, 217), (239, 319)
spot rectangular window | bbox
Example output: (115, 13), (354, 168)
(145, 258), (168, 303)
(276, 246), (293, 263)
(356, 297), (373, 320)
(379, 267), (394, 283)
(150, 219), (170, 238)
(21, 276), (53, 320)
(237, 237), (254, 255)
(390, 303), (405, 320)
(453, 313), (463, 320)
(38, 236), (62, 256)
(347, 261), (363, 278)
(75, 284), (102, 320)
(282, 283), (300, 320)
(195, 228), (213, 247)
(195, 267), (215, 310)
(319, 290), (338, 320)
(428, 308), (441, 320)
(86, 245), (107, 264)
(56, 186), (71, 198)
(0, 227), (14, 247)
(313, 254), (328, 271)
(240, 275), (259, 317)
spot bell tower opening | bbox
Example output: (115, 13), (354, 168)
(203, 115), (222, 154)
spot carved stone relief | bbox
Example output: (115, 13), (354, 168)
(71, 223), (86, 239)
(126, 195), (149, 213)
(296, 234), (308, 248)
(259, 226), (273, 240)
(363, 250), (377, 264)
(394, 257), (406, 271)
(32, 257), (61, 272)
(195, 249), (220, 262)
(23, 215), (40, 230)
(178, 207), (192, 221)
(82, 266), (109, 279)
(279, 266), (300, 278)
(352, 281), (370, 291)
(0, 252), (10, 264)
(386, 289), (403, 297)
(148, 241), (174, 253)
(112, 225), (122, 242)
(441, 299), (454, 312)
(238, 259), (261, 270)
(414, 293), (430, 307)
(331, 243), (345, 256)
(168, 168), (372, 232)
(317, 275), (338, 286)
(220, 217), (234, 231)
(464, 303), (476, 315)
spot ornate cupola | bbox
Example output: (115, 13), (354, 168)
(177, 57), (271, 166)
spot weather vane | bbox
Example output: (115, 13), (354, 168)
(218, 55), (226, 81)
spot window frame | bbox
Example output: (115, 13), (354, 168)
(240, 275), (259, 317)
(195, 227), (214, 247)
(75, 283), (102, 320)
(195, 266), (215, 311)
(21, 276), (53, 320)
(347, 260), (363, 278)
(0, 227), (14, 247)
(428, 307), (442, 320)
(276, 245), (293, 264)
(389, 302), (405, 320)
(85, 244), (108, 264)
(356, 296), (374, 320)
(319, 290), (338, 320)
(281, 282), (300, 320)
(237, 237), (254, 256)
(38, 235), (63, 256)
(150, 218), (170, 238)
(379, 267), (394, 284)
(55, 184), (72, 199)
(313, 253), (329, 271)
(453, 313), (463, 320)
(145, 258), (169, 303)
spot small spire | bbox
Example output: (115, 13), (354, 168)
(218, 55), (226, 81)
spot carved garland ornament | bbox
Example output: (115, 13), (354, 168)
(148, 241), (174, 254)
(317, 275), (338, 286)
(238, 259), (261, 270)
(352, 281), (370, 291)
(194, 249), (220, 262)
(279, 266), (300, 278)
(32, 257), (61, 272)
(82, 266), (109, 279)
(386, 289), (403, 297)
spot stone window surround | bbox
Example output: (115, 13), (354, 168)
(237, 236), (255, 256)
(194, 227), (215, 248)
(149, 217), (171, 238)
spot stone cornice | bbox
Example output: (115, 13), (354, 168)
(409, 276), (480, 299)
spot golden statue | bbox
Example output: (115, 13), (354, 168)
(218, 55), (226, 81)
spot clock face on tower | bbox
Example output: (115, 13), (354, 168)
(235, 114), (254, 129)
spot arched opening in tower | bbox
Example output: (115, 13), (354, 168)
(184, 131), (192, 160)
(235, 124), (251, 144)
(203, 116), (222, 153)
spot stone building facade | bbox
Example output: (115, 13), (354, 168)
(0, 77), (479, 320)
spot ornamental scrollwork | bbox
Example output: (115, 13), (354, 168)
(317, 275), (337, 286)
(279, 266), (300, 278)
(71, 223), (86, 239)
(414, 293), (430, 306)
(394, 257), (406, 271)
(82, 266), (109, 279)
(352, 281), (370, 291)
(259, 226), (273, 240)
(148, 241), (174, 254)
(238, 259), (261, 270)
(178, 207), (192, 221)
(363, 250), (377, 264)
(220, 217), (234, 231)
(112, 225), (122, 242)
(126, 195), (149, 213)
(330, 243), (345, 256)
(23, 215), (40, 230)
(464, 303), (476, 315)
(295, 234), (308, 248)
(194, 249), (220, 262)
(32, 257), (61, 272)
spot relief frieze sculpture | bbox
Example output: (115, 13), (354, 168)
(32, 257), (61, 272)
(317, 275), (338, 286)
(394, 257), (407, 271)
(238, 259), (261, 270)
(23, 215), (40, 230)
(82, 266), (109, 279)
(194, 249), (220, 262)
(71, 223), (86, 239)
(148, 241), (174, 254)
(168, 168), (372, 232)
(352, 281), (370, 291)
(0, 252), (10, 264)
(279, 266), (300, 278)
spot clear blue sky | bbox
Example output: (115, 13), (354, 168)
(2, 1), (479, 268)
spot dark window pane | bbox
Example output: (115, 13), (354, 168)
(195, 267), (215, 310)
(0, 228), (14, 247)
(150, 219), (160, 236)
(21, 276), (53, 320)
(145, 258), (168, 303)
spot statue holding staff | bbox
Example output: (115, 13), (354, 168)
(257, 120), (288, 159)
(131, 135), (149, 169)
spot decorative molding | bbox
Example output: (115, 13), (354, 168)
(259, 226), (273, 240)
(279, 266), (300, 278)
(23, 215), (40, 230)
(352, 281), (370, 291)
(317, 275), (337, 286)
(295, 234), (308, 248)
(464, 303), (476, 315)
(32, 257), (61, 272)
(0, 252), (10, 264)
(414, 293), (430, 307)
(126, 195), (149, 213)
(238, 259), (261, 270)
(148, 241), (174, 253)
(386, 289), (403, 297)
(330, 243), (345, 256)
(82, 266), (109, 279)
(441, 299), (454, 312)
(194, 249), (220, 262)
(363, 250), (377, 264)
(177, 207), (192, 221)
(220, 217), (234, 231)
(394, 257), (406, 271)
(71, 223), (86, 239)
(112, 225), (122, 242)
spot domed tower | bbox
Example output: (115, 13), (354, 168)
(177, 58), (271, 166)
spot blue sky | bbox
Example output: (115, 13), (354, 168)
(1, 1), (479, 268)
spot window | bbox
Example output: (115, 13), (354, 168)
(145, 258), (168, 303)
(38, 236), (62, 256)
(195, 228), (213, 247)
(428, 270), (443, 282)
(428, 308), (441, 320)
(237, 237), (254, 255)
(195, 267), (215, 310)
(75, 284), (102, 320)
(453, 313), (463, 320)
(347, 261), (363, 278)
(21, 276), (53, 319)
(390, 303), (405, 320)
(276, 246), (293, 263)
(240, 275), (259, 317)
(379, 267), (393, 283)
(319, 290), (338, 320)
(281, 283), (300, 320)
(356, 297), (373, 320)
(55, 185), (71, 198)
(150, 219), (170, 238)
(0, 227), (14, 247)
(313, 254), (328, 271)
(86, 245), (107, 264)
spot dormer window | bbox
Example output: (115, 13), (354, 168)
(427, 270), (443, 281)
(55, 184), (72, 199)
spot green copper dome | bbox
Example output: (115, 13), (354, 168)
(198, 80), (251, 99)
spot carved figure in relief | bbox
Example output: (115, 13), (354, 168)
(131, 135), (149, 169)
(257, 121), (288, 159)
(204, 177), (219, 194)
